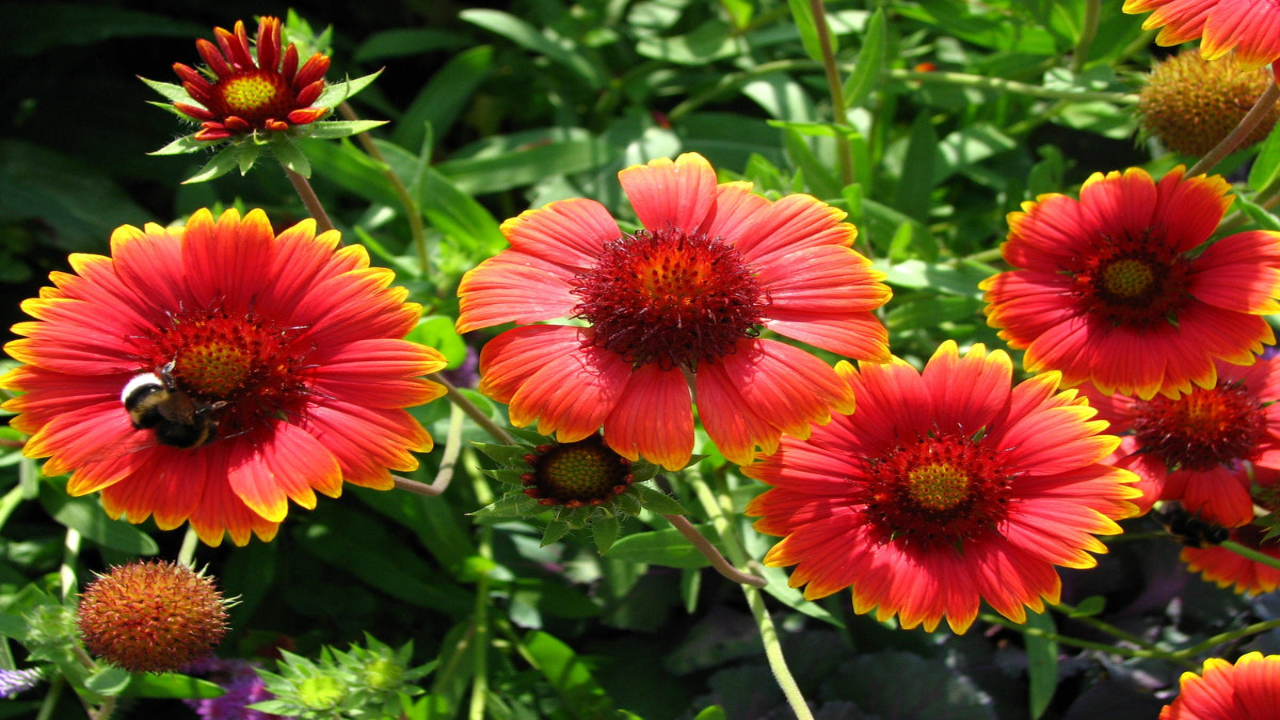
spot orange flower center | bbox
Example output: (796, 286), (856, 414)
(1073, 236), (1192, 327)
(1132, 383), (1266, 470)
(141, 306), (311, 437)
(522, 435), (634, 507)
(572, 228), (766, 370)
(860, 434), (1014, 549)
(211, 70), (294, 125)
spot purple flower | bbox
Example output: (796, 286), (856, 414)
(0, 668), (43, 699)
(183, 658), (284, 720)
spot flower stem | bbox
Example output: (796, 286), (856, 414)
(468, 469), (497, 720)
(60, 528), (80, 600)
(663, 513), (766, 587)
(178, 527), (200, 568)
(979, 613), (1199, 669)
(808, 0), (854, 186)
(338, 102), (430, 276)
(1051, 601), (1162, 652)
(1188, 70), (1280, 177)
(1221, 539), (1280, 572)
(887, 69), (1138, 104)
(433, 373), (515, 444)
(392, 402), (467, 497)
(689, 470), (812, 718)
(1169, 618), (1280, 660)
(282, 164), (335, 234)
(1071, 0), (1101, 74)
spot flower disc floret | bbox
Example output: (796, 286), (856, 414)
(457, 153), (891, 469)
(171, 16), (330, 141)
(0, 208), (447, 546)
(745, 341), (1140, 634)
(982, 166), (1280, 400)
(523, 435), (635, 507)
(1138, 51), (1280, 156)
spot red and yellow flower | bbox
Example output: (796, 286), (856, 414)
(1, 209), (445, 546)
(745, 342), (1140, 633)
(982, 166), (1280, 400)
(456, 152), (891, 470)
(1182, 524), (1280, 595)
(1081, 358), (1280, 526)
(171, 16), (330, 141)
(1125, 0), (1280, 71)
(1160, 652), (1280, 719)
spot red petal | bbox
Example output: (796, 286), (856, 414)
(603, 363), (693, 470)
(296, 79), (324, 107)
(618, 153), (717, 233)
(456, 252), (580, 334)
(296, 54), (331, 88)
(255, 16), (280, 72)
(195, 38), (233, 78)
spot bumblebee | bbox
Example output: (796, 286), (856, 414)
(120, 362), (225, 449)
(1154, 503), (1229, 549)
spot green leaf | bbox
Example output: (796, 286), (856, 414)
(123, 673), (224, 699)
(540, 520), (573, 546)
(353, 28), (471, 62)
(436, 130), (608, 196)
(522, 631), (615, 717)
(237, 142), (261, 175)
(472, 442), (534, 468)
(407, 315), (467, 369)
(631, 484), (688, 516)
(393, 45), (494, 150)
(635, 20), (738, 65)
(842, 8), (886, 108)
(1250, 123), (1280, 192)
(459, 9), (604, 88)
(1233, 196), (1280, 231)
(607, 527), (716, 568)
(1066, 596), (1106, 617)
(6, 4), (206, 56)
(893, 112), (938, 221)
(935, 124), (1019, 184)
(783, 128), (842, 200)
(147, 136), (210, 156)
(138, 77), (191, 104)
(268, 138), (311, 177)
(592, 514), (621, 554)
(417, 167), (506, 254)
(721, 0), (753, 28)
(472, 493), (543, 519)
(314, 70), (384, 109)
(84, 667), (131, 696)
(305, 120), (388, 140)
(886, 295), (984, 332)
(40, 486), (158, 556)
(787, 0), (826, 63)
(182, 145), (241, 184)
(694, 707), (728, 720)
(295, 138), (399, 207)
(1024, 610), (1059, 719)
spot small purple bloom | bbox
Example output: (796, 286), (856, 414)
(0, 667), (43, 699)
(183, 658), (283, 720)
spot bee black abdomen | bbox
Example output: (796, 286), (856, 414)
(154, 421), (213, 449)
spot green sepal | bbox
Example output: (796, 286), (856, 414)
(473, 441), (534, 468)
(315, 69), (384, 109)
(471, 493), (542, 518)
(305, 120), (388, 139)
(150, 135), (217, 156)
(629, 458), (664, 484)
(614, 491), (642, 516)
(269, 137), (312, 177)
(238, 142), (263, 175)
(540, 520), (573, 546)
(631, 483), (688, 516)
(139, 76), (191, 103)
(507, 427), (551, 445)
(591, 513), (621, 555)
(485, 468), (528, 486)
(182, 145), (241, 184)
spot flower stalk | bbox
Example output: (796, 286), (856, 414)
(282, 163), (335, 234)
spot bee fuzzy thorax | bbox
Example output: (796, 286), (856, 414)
(120, 373), (165, 409)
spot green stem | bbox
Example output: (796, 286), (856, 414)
(979, 613), (1199, 669)
(338, 102), (430, 276)
(1071, 0), (1101, 74)
(1051, 601), (1161, 652)
(689, 471), (811, 717)
(808, 0), (854, 186)
(281, 164), (335, 234)
(1169, 618), (1280, 660)
(433, 373), (514, 445)
(178, 527), (200, 568)
(888, 69), (1138, 104)
(392, 402), (467, 498)
(1221, 539), (1280, 573)
(468, 467), (496, 720)
(35, 674), (63, 720)
(1188, 72), (1280, 177)
(663, 513), (766, 587)
(60, 528), (81, 601)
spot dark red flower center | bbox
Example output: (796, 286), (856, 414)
(1132, 382), (1266, 470)
(522, 435), (634, 507)
(1072, 232), (1193, 328)
(136, 305), (312, 438)
(858, 433), (1015, 549)
(210, 70), (295, 125)
(571, 228), (767, 370)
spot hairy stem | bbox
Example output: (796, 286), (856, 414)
(282, 164), (335, 234)
(664, 513), (766, 587)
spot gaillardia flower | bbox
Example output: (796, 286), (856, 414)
(457, 153), (891, 470)
(1124, 0), (1280, 71)
(78, 560), (230, 673)
(1080, 358), (1280, 527)
(745, 342), (1140, 634)
(1138, 51), (1280, 157)
(981, 166), (1280, 400)
(1182, 524), (1280, 595)
(171, 16), (330, 142)
(1160, 652), (1280, 719)
(1, 208), (445, 545)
